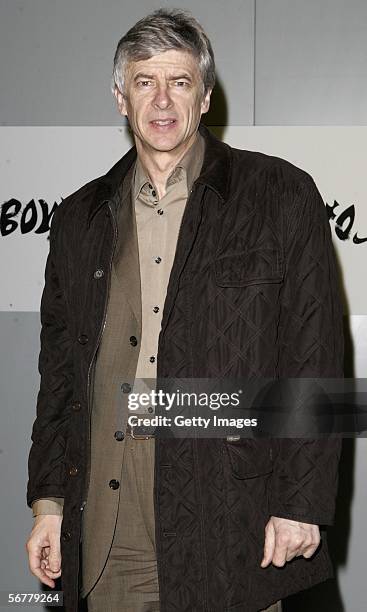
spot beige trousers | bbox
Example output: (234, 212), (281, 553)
(85, 435), (281, 612)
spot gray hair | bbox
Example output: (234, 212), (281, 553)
(111, 8), (216, 97)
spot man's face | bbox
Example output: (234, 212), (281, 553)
(114, 49), (211, 154)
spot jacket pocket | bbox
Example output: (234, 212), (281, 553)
(214, 248), (284, 287)
(225, 439), (273, 479)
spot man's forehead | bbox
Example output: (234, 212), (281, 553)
(126, 49), (200, 77)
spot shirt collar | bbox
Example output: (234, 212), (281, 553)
(133, 131), (205, 202)
(87, 123), (232, 228)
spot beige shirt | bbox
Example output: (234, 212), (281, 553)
(133, 132), (205, 387)
(31, 131), (205, 517)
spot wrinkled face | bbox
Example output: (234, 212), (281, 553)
(114, 49), (211, 154)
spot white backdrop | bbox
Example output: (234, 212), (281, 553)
(1, 126), (366, 314)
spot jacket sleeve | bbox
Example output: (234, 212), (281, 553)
(27, 204), (74, 508)
(268, 174), (344, 526)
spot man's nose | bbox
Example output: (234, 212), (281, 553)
(152, 85), (173, 109)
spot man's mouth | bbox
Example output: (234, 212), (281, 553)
(150, 119), (177, 126)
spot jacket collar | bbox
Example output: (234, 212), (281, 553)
(195, 123), (232, 201)
(87, 122), (232, 227)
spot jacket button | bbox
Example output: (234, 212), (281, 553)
(129, 336), (137, 346)
(121, 382), (131, 393)
(72, 401), (81, 412)
(69, 466), (78, 476)
(153, 306), (159, 313)
(114, 430), (124, 441)
(93, 269), (104, 279)
(109, 479), (120, 490)
(157, 209), (164, 215)
(78, 334), (89, 345)
(149, 356), (155, 363)
(155, 257), (162, 263)
(61, 530), (71, 542)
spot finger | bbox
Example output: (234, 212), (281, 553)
(285, 536), (312, 562)
(301, 543), (319, 558)
(40, 555), (62, 578)
(27, 546), (56, 588)
(302, 527), (321, 558)
(261, 522), (275, 568)
(26, 534), (58, 586)
(42, 555), (62, 577)
(33, 569), (56, 588)
(44, 568), (62, 579)
(286, 545), (304, 562)
(272, 533), (290, 567)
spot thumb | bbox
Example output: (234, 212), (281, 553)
(48, 534), (61, 572)
(261, 521), (275, 568)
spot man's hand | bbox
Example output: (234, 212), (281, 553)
(26, 515), (63, 588)
(261, 516), (320, 568)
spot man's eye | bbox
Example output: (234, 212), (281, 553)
(174, 81), (189, 87)
(138, 80), (152, 87)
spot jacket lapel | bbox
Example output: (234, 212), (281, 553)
(113, 165), (142, 332)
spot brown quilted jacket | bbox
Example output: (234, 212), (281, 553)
(27, 123), (344, 611)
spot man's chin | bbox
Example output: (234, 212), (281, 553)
(143, 136), (184, 153)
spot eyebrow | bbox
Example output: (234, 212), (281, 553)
(169, 73), (193, 81)
(133, 73), (155, 82)
(133, 72), (193, 82)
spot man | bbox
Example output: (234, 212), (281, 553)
(26, 8), (344, 612)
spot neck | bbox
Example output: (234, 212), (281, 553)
(134, 131), (198, 199)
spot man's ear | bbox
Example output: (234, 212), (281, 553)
(114, 86), (128, 117)
(200, 88), (212, 115)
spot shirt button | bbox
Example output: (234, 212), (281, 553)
(148, 183), (153, 189)
(153, 306), (159, 313)
(121, 382), (132, 393)
(71, 401), (81, 411)
(109, 479), (120, 490)
(78, 334), (89, 345)
(69, 466), (78, 476)
(149, 356), (155, 363)
(155, 257), (162, 264)
(129, 336), (138, 346)
(152, 190), (157, 197)
(157, 209), (164, 215)
(93, 269), (104, 279)
(114, 430), (125, 441)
